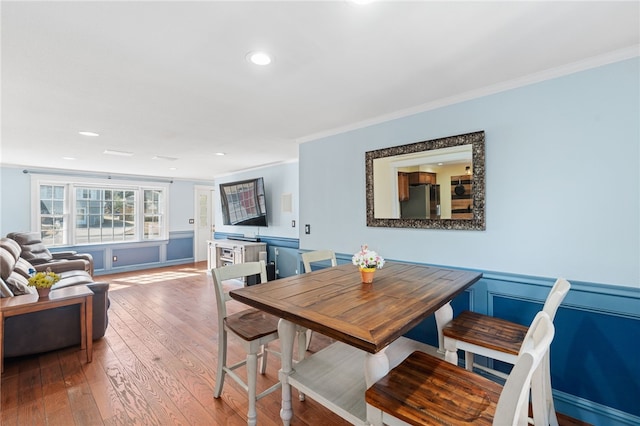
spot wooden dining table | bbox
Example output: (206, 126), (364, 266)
(230, 261), (482, 425)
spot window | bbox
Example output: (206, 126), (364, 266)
(144, 189), (164, 239)
(75, 187), (137, 244)
(33, 176), (168, 246)
(39, 184), (67, 246)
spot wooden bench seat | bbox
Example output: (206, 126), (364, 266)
(225, 308), (281, 341)
(367, 313), (556, 426)
(443, 310), (528, 356)
(365, 350), (503, 426)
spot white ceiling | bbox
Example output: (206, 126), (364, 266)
(2, 1), (638, 181)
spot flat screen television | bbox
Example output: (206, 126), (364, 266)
(219, 177), (268, 226)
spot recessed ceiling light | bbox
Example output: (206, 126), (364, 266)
(246, 51), (272, 66)
(215, 152), (226, 156)
(79, 131), (99, 137)
(103, 149), (133, 157)
(152, 155), (178, 161)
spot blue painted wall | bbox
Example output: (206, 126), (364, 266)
(50, 230), (195, 275)
(299, 58), (639, 288)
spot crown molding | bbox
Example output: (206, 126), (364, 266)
(298, 45), (640, 144)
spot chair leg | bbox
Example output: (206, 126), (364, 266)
(544, 353), (559, 426)
(546, 372), (559, 426)
(296, 328), (307, 401)
(214, 330), (227, 398)
(531, 365), (546, 426)
(296, 328), (307, 360)
(305, 329), (313, 351)
(465, 351), (474, 371)
(532, 353), (558, 426)
(247, 352), (258, 426)
(259, 344), (267, 375)
(366, 404), (384, 426)
(443, 336), (459, 365)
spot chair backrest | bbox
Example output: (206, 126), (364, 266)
(301, 250), (337, 273)
(542, 278), (571, 321)
(494, 312), (555, 425)
(211, 261), (267, 324)
(7, 231), (53, 263)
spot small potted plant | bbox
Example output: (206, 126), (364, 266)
(28, 267), (61, 298)
(352, 244), (385, 283)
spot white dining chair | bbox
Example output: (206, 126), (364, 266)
(300, 249), (337, 351)
(301, 249), (337, 273)
(211, 261), (280, 426)
(443, 278), (570, 426)
(366, 311), (555, 426)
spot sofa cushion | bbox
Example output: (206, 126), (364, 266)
(53, 273), (94, 289)
(0, 237), (22, 261)
(15, 258), (36, 279)
(7, 231), (53, 262)
(1, 278), (14, 297)
(5, 271), (36, 295)
(6, 233), (94, 276)
(0, 243), (18, 281)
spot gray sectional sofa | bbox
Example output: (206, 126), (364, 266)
(0, 236), (110, 359)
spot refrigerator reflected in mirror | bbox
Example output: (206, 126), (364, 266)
(400, 184), (440, 219)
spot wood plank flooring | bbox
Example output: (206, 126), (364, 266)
(1, 262), (589, 425)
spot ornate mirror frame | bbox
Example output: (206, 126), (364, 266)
(366, 131), (485, 230)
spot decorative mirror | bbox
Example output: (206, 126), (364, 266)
(366, 131), (485, 230)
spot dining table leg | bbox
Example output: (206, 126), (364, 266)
(364, 348), (390, 389)
(278, 318), (296, 426)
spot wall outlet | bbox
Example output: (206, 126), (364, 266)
(305, 224), (311, 234)
(291, 220), (296, 227)
(189, 219), (194, 224)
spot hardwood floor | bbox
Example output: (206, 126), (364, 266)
(2, 262), (589, 425)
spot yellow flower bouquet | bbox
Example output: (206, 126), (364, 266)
(28, 268), (61, 289)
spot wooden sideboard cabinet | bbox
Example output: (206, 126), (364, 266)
(207, 240), (267, 270)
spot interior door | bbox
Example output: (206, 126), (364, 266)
(194, 186), (215, 262)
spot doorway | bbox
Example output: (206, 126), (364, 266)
(194, 185), (215, 263)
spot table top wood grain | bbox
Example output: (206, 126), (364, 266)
(230, 262), (482, 354)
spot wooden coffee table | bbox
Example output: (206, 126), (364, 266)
(1, 285), (93, 373)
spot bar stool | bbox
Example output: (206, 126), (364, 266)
(211, 261), (281, 426)
(443, 278), (570, 426)
(300, 249), (337, 350)
(366, 311), (555, 426)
